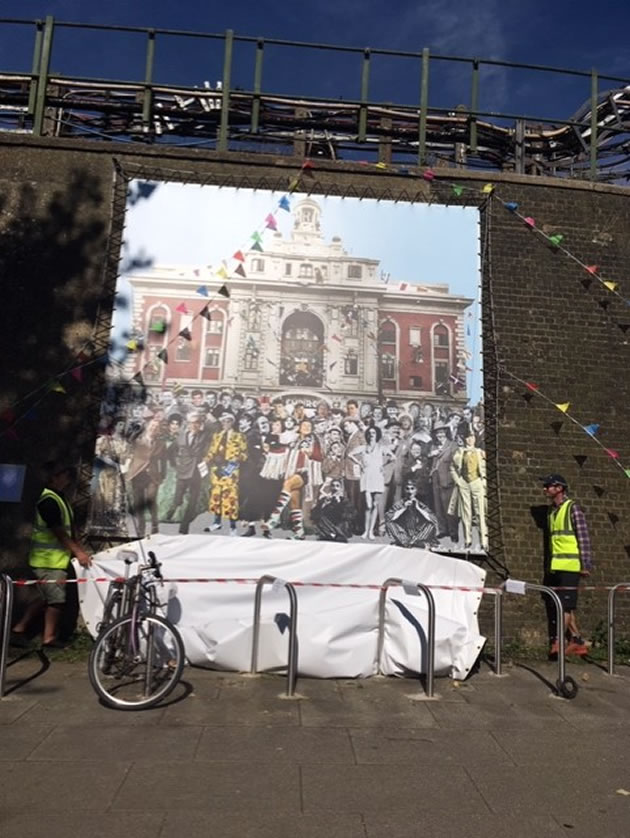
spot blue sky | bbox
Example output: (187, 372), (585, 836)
(0, 1), (628, 120)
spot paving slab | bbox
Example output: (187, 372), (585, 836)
(491, 728), (630, 765)
(159, 812), (366, 838)
(160, 692), (301, 726)
(0, 725), (53, 760)
(194, 725), (355, 763)
(113, 760), (301, 812)
(0, 811), (165, 838)
(363, 812), (565, 837)
(349, 727), (514, 766)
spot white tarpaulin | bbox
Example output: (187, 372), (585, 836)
(78, 534), (486, 680)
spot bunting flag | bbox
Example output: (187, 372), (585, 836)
(573, 455), (588, 468)
(580, 278), (593, 290)
(302, 159), (314, 171)
(196, 285), (209, 297)
(452, 185), (464, 197)
(548, 234), (564, 247)
(132, 372), (144, 386)
(331, 334), (342, 343)
(49, 380), (66, 394)
(178, 327), (192, 341)
(234, 264), (247, 278)
(233, 250), (245, 262)
(625, 469), (630, 479)
(482, 183), (495, 194)
(251, 231), (263, 244)
(549, 421), (564, 435)
(617, 324), (630, 333)
(422, 169), (435, 181)
(251, 241), (263, 252)
(265, 214), (278, 231)
(70, 367), (83, 382)
(598, 300), (611, 310)
(199, 305), (211, 321)
(503, 201), (518, 212)
(583, 423), (600, 436)
(554, 402), (570, 413)
(216, 266), (228, 279)
(175, 303), (189, 315)
(218, 284), (230, 299)
(288, 177), (300, 191)
(329, 361), (337, 370)
(525, 381), (539, 391)
(126, 340), (138, 351)
(608, 512), (620, 526)
(624, 545), (630, 558)
(586, 265), (599, 274)
(279, 196), (291, 211)
(523, 216), (536, 228)
(592, 485), (606, 497)
(605, 448), (619, 459)
(149, 319), (166, 333)
(157, 349), (168, 363)
(375, 162), (387, 170)
(193, 268), (200, 277)
(522, 392), (535, 403)
(603, 281), (619, 292)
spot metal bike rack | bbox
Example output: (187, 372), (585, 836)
(484, 588), (504, 677)
(0, 574), (14, 699)
(250, 574), (299, 697)
(607, 583), (630, 676)
(376, 577), (436, 699)
(504, 581), (578, 699)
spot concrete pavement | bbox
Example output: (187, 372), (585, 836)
(2, 655), (630, 837)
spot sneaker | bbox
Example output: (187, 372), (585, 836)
(208, 522), (222, 532)
(548, 640), (559, 661)
(229, 529), (238, 537)
(566, 637), (589, 656)
(242, 526), (256, 537)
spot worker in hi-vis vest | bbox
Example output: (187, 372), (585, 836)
(541, 473), (593, 660)
(12, 461), (92, 649)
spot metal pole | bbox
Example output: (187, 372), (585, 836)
(217, 28), (234, 152)
(484, 588), (503, 676)
(142, 29), (156, 130)
(377, 577), (436, 698)
(358, 48), (370, 143)
(250, 574), (298, 697)
(0, 575), (14, 699)
(250, 38), (264, 135)
(590, 68), (598, 181)
(524, 583), (566, 684)
(469, 59), (479, 154)
(607, 583), (630, 676)
(417, 47), (430, 166)
(32, 14), (54, 136)
(27, 20), (44, 116)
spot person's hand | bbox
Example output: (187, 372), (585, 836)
(580, 569), (591, 577)
(76, 551), (92, 569)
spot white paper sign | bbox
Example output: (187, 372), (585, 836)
(402, 579), (420, 596)
(271, 577), (287, 593)
(504, 578), (527, 596)
(197, 461), (209, 478)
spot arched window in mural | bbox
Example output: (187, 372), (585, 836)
(279, 311), (324, 387)
(378, 320), (397, 385)
(432, 323), (451, 396)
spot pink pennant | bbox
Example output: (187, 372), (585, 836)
(525, 381), (539, 391)
(193, 268), (200, 277)
(586, 265), (599, 274)
(523, 217), (536, 228)
(70, 367), (83, 382)
(331, 334), (342, 343)
(175, 303), (189, 314)
(422, 169), (435, 181)
(605, 448), (620, 459)
(265, 214), (278, 231)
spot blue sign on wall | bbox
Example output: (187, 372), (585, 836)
(0, 464), (26, 503)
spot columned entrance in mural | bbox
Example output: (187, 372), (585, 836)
(279, 310), (325, 388)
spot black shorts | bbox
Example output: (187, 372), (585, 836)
(544, 570), (580, 611)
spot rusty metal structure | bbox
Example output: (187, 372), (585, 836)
(1, 16), (629, 181)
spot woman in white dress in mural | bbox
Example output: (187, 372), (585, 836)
(90, 417), (131, 536)
(352, 425), (391, 540)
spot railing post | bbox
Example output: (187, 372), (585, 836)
(0, 575), (14, 699)
(32, 14), (54, 136)
(27, 19), (44, 117)
(469, 58), (479, 155)
(589, 67), (599, 181)
(217, 29), (234, 152)
(483, 588), (504, 676)
(142, 29), (156, 132)
(377, 577), (436, 699)
(358, 48), (371, 143)
(250, 38), (264, 134)
(250, 574), (298, 696)
(417, 47), (430, 166)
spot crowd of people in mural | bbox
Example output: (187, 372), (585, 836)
(88, 387), (487, 551)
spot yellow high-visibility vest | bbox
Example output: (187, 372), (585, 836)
(549, 498), (581, 572)
(28, 488), (73, 570)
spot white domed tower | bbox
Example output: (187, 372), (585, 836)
(292, 197), (323, 243)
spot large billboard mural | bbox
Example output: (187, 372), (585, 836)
(88, 181), (485, 552)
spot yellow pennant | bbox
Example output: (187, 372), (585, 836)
(216, 267), (228, 279)
(126, 340), (138, 351)
(288, 177), (300, 191)
(482, 183), (495, 194)
(375, 162), (388, 170)
(555, 402), (571, 413)
(603, 280), (618, 292)
(49, 380), (66, 394)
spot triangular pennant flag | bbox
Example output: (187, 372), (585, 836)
(580, 278), (593, 290)
(251, 241), (263, 252)
(49, 380), (66, 394)
(573, 455), (588, 468)
(452, 185), (464, 197)
(216, 267), (228, 279)
(233, 250), (245, 262)
(398, 167), (410, 175)
(503, 201), (518, 211)
(608, 512), (620, 526)
(375, 162), (388, 170)
(234, 264), (247, 278)
(175, 303), (189, 314)
(422, 169), (435, 181)
(302, 159), (314, 170)
(522, 392), (535, 404)
(132, 372), (144, 386)
(279, 196), (290, 211)
(196, 285), (209, 297)
(625, 469), (630, 479)
(218, 284), (230, 299)
(482, 183), (495, 194)
(193, 268), (200, 277)
(586, 265), (599, 274)
(265, 214), (278, 231)
(548, 234), (564, 247)
(605, 448), (619, 459)
(149, 319), (166, 333)
(603, 281), (619, 292)
(178, 327), (192, 341)
(554, 402), (570, 413)
(549, 421), (564, 436)
(624, 545), (630, 559)
(592, 484), (606, 497)
(525, 381), (539, 391)
(199, 305), (211, 321)
(157, 349), (168, 363)
(70, 367), (83, 382)
(617, 323), (630, 333)
(523, 216), (536, 228)
(251, 231), (262, 243)
(288, 177), (300, 191)
(598, 299), (611, 310)
(125, 340), (138, 351)
(583, 423), (600, 436)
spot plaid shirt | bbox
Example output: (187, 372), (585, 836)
(570, 502), (593, 571)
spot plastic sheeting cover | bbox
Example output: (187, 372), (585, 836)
(78, 534), (486, 680)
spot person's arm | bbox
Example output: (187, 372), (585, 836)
(571, 504), (593, 573)
(51, 527), (92, 568)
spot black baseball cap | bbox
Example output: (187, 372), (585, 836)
(540, 473), (568, 488)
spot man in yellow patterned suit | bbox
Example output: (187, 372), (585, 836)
(206, 413), (247, 536)
(449, 432), (488, 551)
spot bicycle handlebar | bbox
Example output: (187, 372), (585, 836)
(146, 550), (163, 581)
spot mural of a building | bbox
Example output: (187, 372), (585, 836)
(125, 197), (473, 402)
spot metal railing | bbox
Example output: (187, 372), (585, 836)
(484, 587), (504, 677)
(0, 17), (629, 180)
(607, 583), (630, 676)
(0, 573), (14, 698)
(250, 574), (298, 697)
(377, 577), (436, 699)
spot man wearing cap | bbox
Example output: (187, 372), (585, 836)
(12, 462), (92, 648)
(541, 473), (592, 658)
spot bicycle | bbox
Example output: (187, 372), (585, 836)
(88, 550), (185, 710)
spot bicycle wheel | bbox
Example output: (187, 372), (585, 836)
(88, 614), (185, 710)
